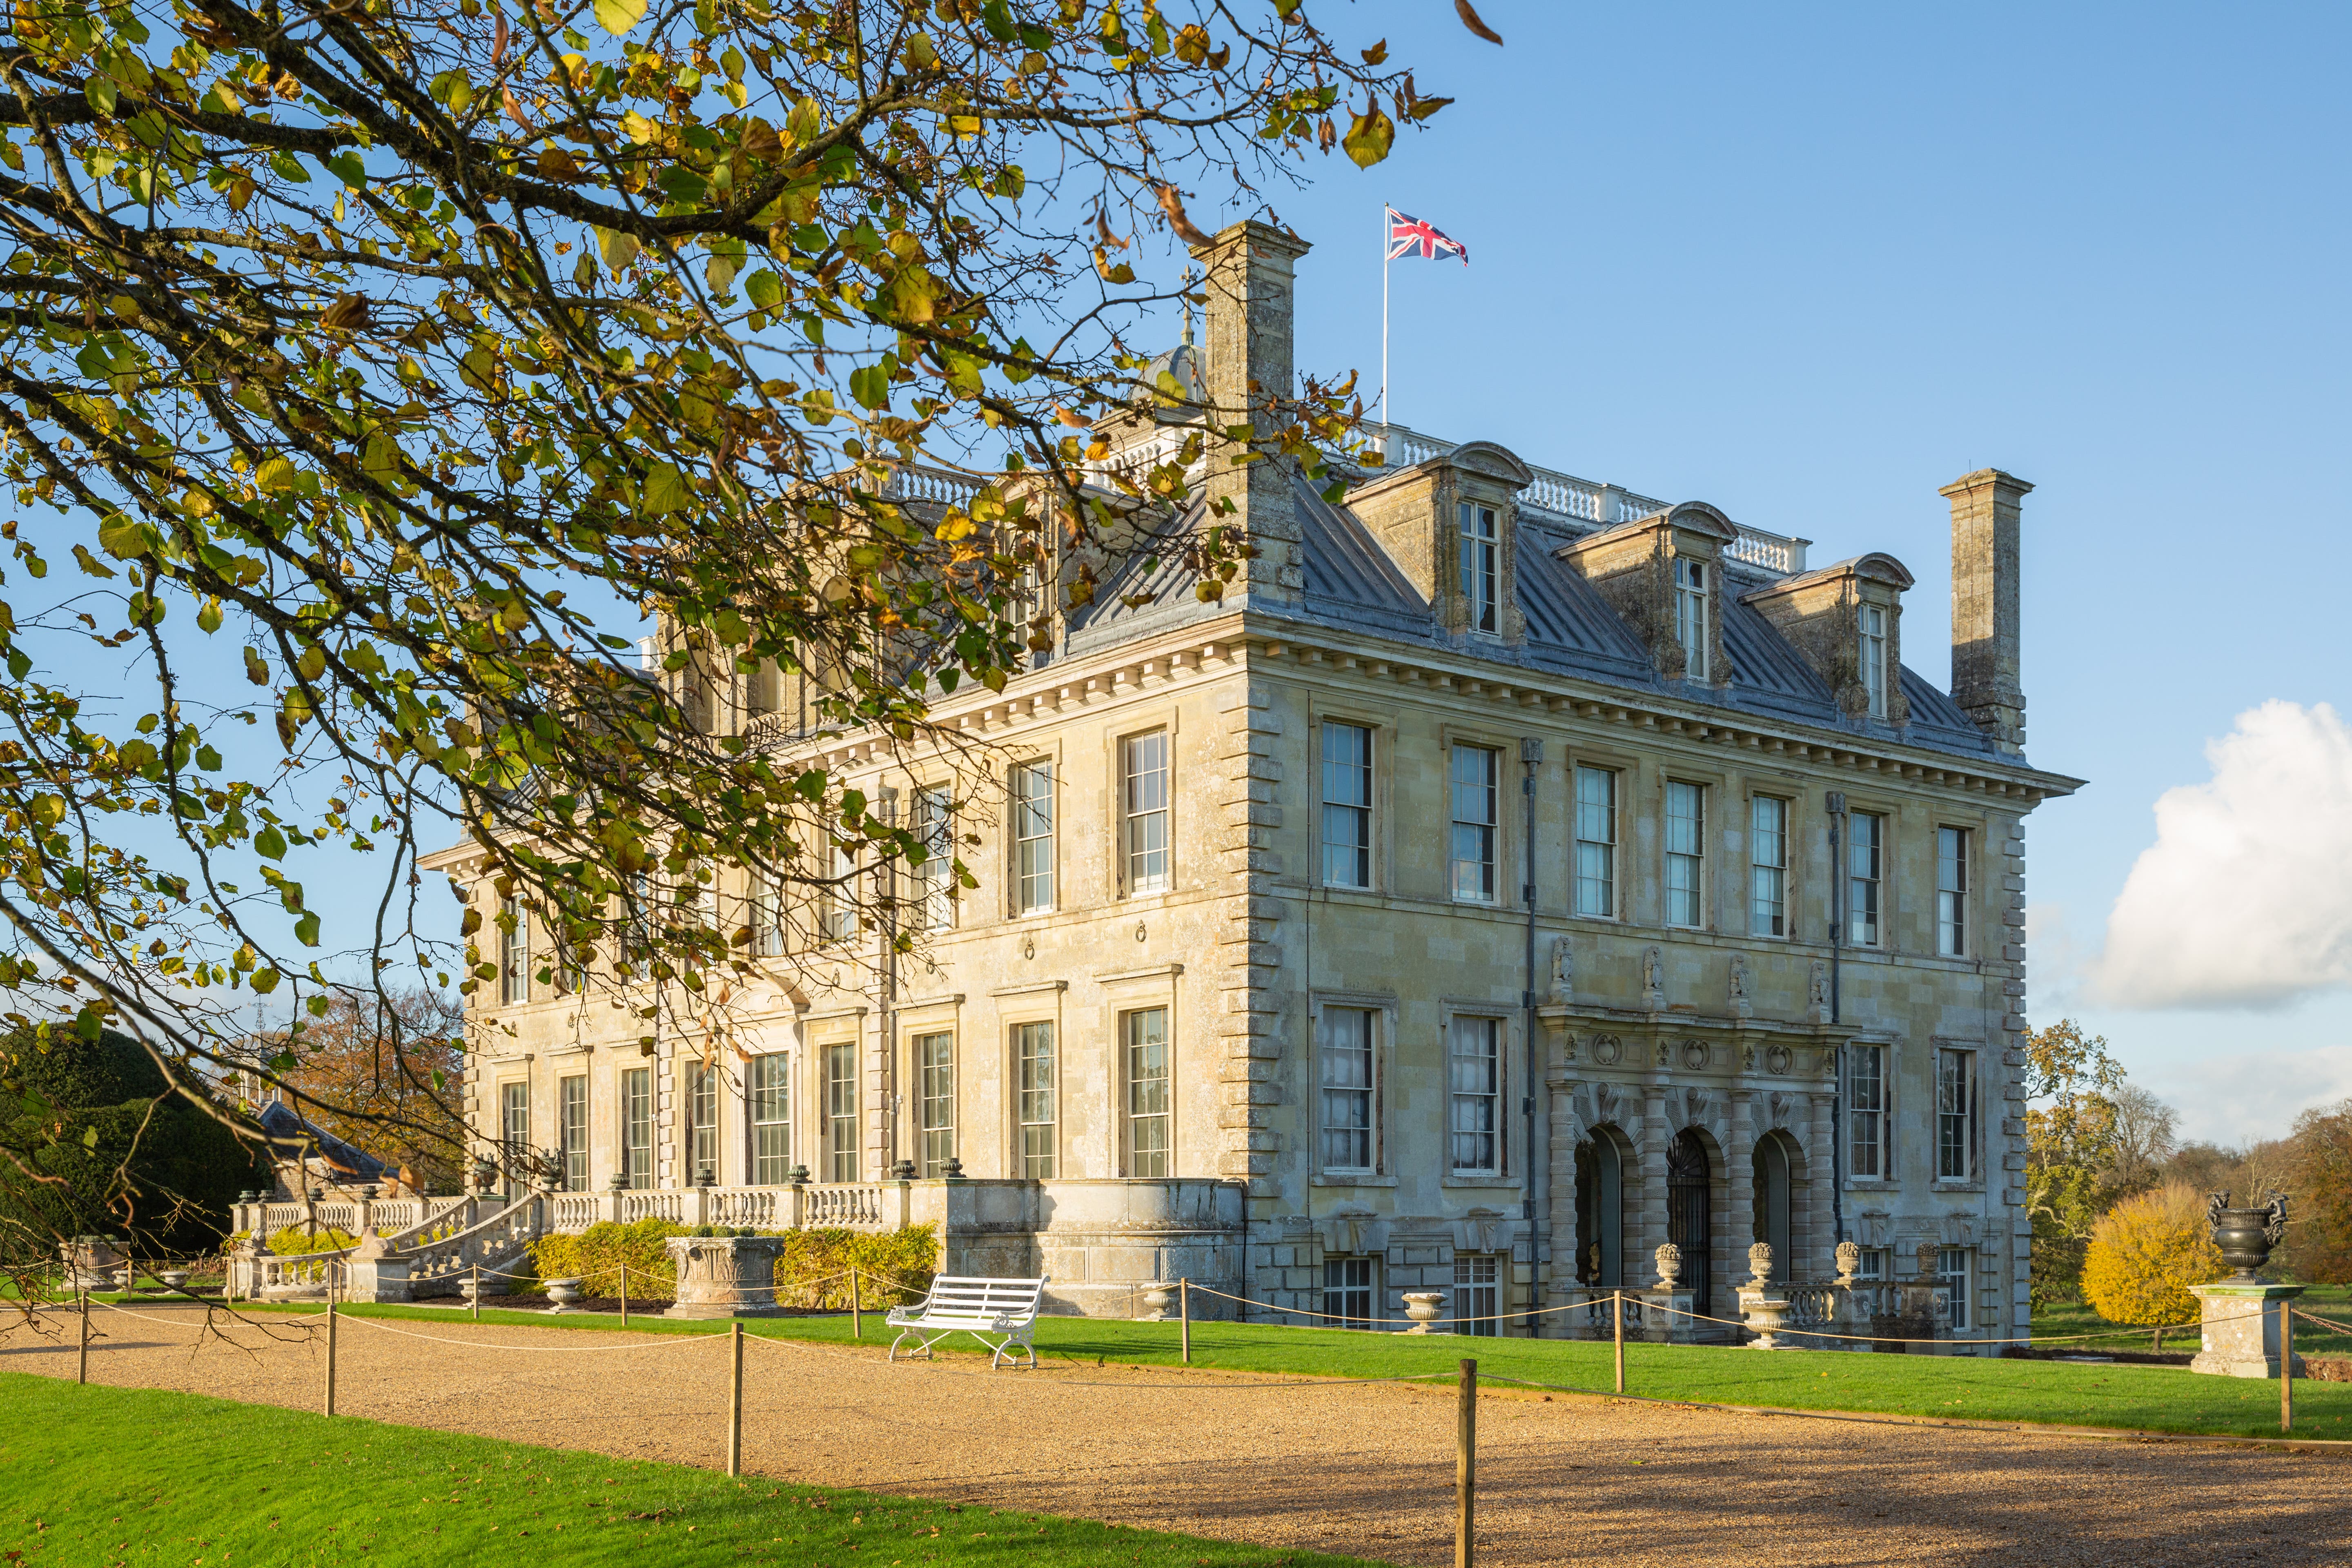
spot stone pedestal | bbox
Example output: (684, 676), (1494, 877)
(60, 1238), (123, 1292)
(344, 1232), (414, 1304)
(664, 1235), (786, 1319)
(2189, 1283), (2305, 1378)
(1639, 1289), (1697, 1343)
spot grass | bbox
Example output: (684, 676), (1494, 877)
(169, 1294), (2352, 1442)
(0, 1372), (1387, 1568)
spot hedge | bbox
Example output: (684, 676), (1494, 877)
(527, 1221), (936, 1306)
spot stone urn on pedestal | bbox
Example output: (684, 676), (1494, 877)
(1640, 1243), (1695, 1343)
(1137, 1283), (1175, 1322)
(2189, 1192), (2303, 1378)
(664, 1234), (786, 1319)
(60, 1236), (124, 1292)
(1401, 1291), (1448, 1334)
(1738, 1242), (1793, 1350)
(542, 1278), (587, 1313)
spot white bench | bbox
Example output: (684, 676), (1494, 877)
(885, 1274), (1049, 1369)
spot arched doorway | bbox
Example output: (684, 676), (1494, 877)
(1752, 1132), (1794, 1276)
(1574, 1131), (1626, 1286)
(1668, 1129), (1713, 1317)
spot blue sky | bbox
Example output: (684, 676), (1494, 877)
(1175, 1), (2348, 1144)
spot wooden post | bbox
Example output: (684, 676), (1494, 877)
(1456, 1357), (1477, 1568)
(728, 1322), (744, 1477)
(2281, 1301), (2294, 1433)
(851, 1268), (862, 1341)
(1180, 1278), (1192, 1365)
(77, 1289), (89, 1385)
(324, 1301), (338, 1417)
(620, 1260), (629, 1328)
(1612, 1291), (1625, 1395)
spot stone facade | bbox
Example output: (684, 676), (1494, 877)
(432, 221), (2080, 1343)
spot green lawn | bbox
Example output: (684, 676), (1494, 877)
(2032, 1287), (2352, 1357)
(185, 1296), (2352, 1441)
(0, 1373), (1387, 1568)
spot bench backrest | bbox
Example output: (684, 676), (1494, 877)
(919, 1275), (1047, 1321)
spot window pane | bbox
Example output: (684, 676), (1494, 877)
(1013, 764), (1055, 914)
(1848, 811), (1883, 947)
(824, 1043), (859, 1183)
(1016, 1022), (1057, 1179)
(1123, 733), (1171, 893)
(1750, 797), (1787, 938)
(1938, 1048), (1977, 1181)
(687, 1062), (718, 1183)
(1449, 744), (1497, 902)
(1860, 603), (1887, 717)
(559, 1076), (588, 1192)
(1323, 1255), (1374, 1329)
(1575, 766), (1617, 918)
(1458, 504), (1499, 634)
(1126, 1008), (1170, 1178)
(1449, 1015), (1501, 1172)
(622, 1068), (653, 1189)
(1673, 557), (1708, 681)
(1319, 1008), (1376, 1172)
(1321, 722), (1373, 889)
(913, 787), (953, 931)
(501, 897), (530, 1005)
(1666, 781), (1704, 928)
(1454, 1253), (1499, 1338)
(1848, 1044), (1883, 1179)
(916, 1032), (955, 1177)
(750, 1054), (791, 1185)
(1937, 826), (1968, 957)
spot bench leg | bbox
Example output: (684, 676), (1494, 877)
(889, 1327), (945, 1363)
(987, 1328), (1038, 1370)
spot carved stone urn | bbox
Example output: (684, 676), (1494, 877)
(664, 1235), (786, 1319)
(1401, 1291), (1448, 1334)
(1653, 1243), (1683, 1292)
(543, 1277), (586, 1313)
(2209, 1191), (2289, 1281)
(1138, 1283), (1175, 1322)
(1833, 1240), (1861, 1288)
(158, 1270), (191, 1292)
(1746, 1241), (1775, 1289)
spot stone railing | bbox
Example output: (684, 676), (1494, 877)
(880, 463), (984, 508)
(1363, 421), (1804, 578)
(531, 1182), (911, 1236)
(619, 1189), (688, 1226)
(400, 1196), (547, 1298)
(548, 1192), (604, 1232)
(1548, 1285), (1699, 1343)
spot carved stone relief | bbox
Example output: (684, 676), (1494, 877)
(1728, 951), (1753, 1020)
(1764, 1042), (1793, 1075)
(1679, 1039), (1709, 1071)
(1549, 935), (1575, 1005)
(1590, 1034), (1622, 1067)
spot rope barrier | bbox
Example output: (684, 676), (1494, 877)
(740, 1327), (1446, 1391)
(1183, 1281), (2276, 1347)
(94, 1299), (316, 1336)
(2294, 1308), (2352, 1336)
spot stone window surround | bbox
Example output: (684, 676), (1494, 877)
(1307, 989), (1400, 1182)
(1559, 736), (1643, 922)
(806, 1020), (863, 1183)
(1107, 705), (1183, 901)
(1439, 722), (1516, 909)
(1000, 740), (1064, 921)
(1437, 996), (1521, 1185)
(1841, 1032), (1900, 1190)
(1934, 821), (1975, 960)
(893, 996), (963, 1175)
(1931, 1034), (1988, 1192)
(993, 979), (1068, 1180)
(1306, 697), (1391, 895)
(1098, 967), (1181, 1178)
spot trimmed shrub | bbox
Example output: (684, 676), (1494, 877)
(0, 1026), (270, 1258)
(527, 1221), (936, 1306)
(264, 1226), (359, 1258)
(2083, 1182), (2227, 1326)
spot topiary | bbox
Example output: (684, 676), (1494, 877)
(2082, 1182), (2227, 1327)
(0, 1025), (270, 1260)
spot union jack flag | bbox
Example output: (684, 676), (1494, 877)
(1385, 207), (1469, 265)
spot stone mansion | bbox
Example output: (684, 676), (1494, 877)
(432, 220), (2081, 1342)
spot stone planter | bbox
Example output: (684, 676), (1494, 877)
(2191, 1192), (2302, 1378)
(1739, 1289), (1793, 1350)
(664, 1235), (786, 1319)
(59, 1237), (123, 1293)
(158, 1270), (191, 1292)
(543, 1277), (586, 1314)
(1138, 1283), (1175, 1322)
(1402, 1291), (1448, 1334)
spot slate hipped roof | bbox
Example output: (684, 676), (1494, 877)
(1070, 465), (2005, 765)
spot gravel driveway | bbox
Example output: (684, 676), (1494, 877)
(6, 1301), (2347, 1567)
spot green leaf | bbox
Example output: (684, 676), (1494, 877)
(254, 825), (287, 860)
(848, 362), (890, 411)
(641, 461), (690, 515)
(294, 911), (322, 947)
(1342, 106), (1394, 169)
(196, 598), (223, 634)
(592, 0), (648, 35)
(249, 968), (280, 995)
(595, 225), (641, 272)
(83, 1124), (99, 1149)
(744, 269), (783, 310)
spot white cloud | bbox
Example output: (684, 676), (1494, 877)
(2095, 700), (2352, 1009)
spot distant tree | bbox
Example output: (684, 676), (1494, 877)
(2106, 1084), (2179, 1197)
(2023, 1019), (2123, 1305)
(2289, 1099), (2352, 1284)
(2081, 1183), (2225, 1331)
(245, 989), (469, 1194)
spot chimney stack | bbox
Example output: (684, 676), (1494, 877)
(1940, 468), (2032, 755)
(1189, 220), (1310, 605)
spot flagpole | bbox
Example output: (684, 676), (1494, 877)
(1380, 204), (1391, 445)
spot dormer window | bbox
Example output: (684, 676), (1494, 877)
(1458, 503), (1499, 634)
(1860, 603), (1889, 718)
(1673, 557), (1708, 680)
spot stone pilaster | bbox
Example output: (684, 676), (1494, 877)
(1639, 1082), (1670, 1281)
(1995, 813), (2032, 1330)
(1214, 676), (1284, 1194)
(1808, 1090), (1839, 1281)
(1724, 1089), (1757, 1288)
